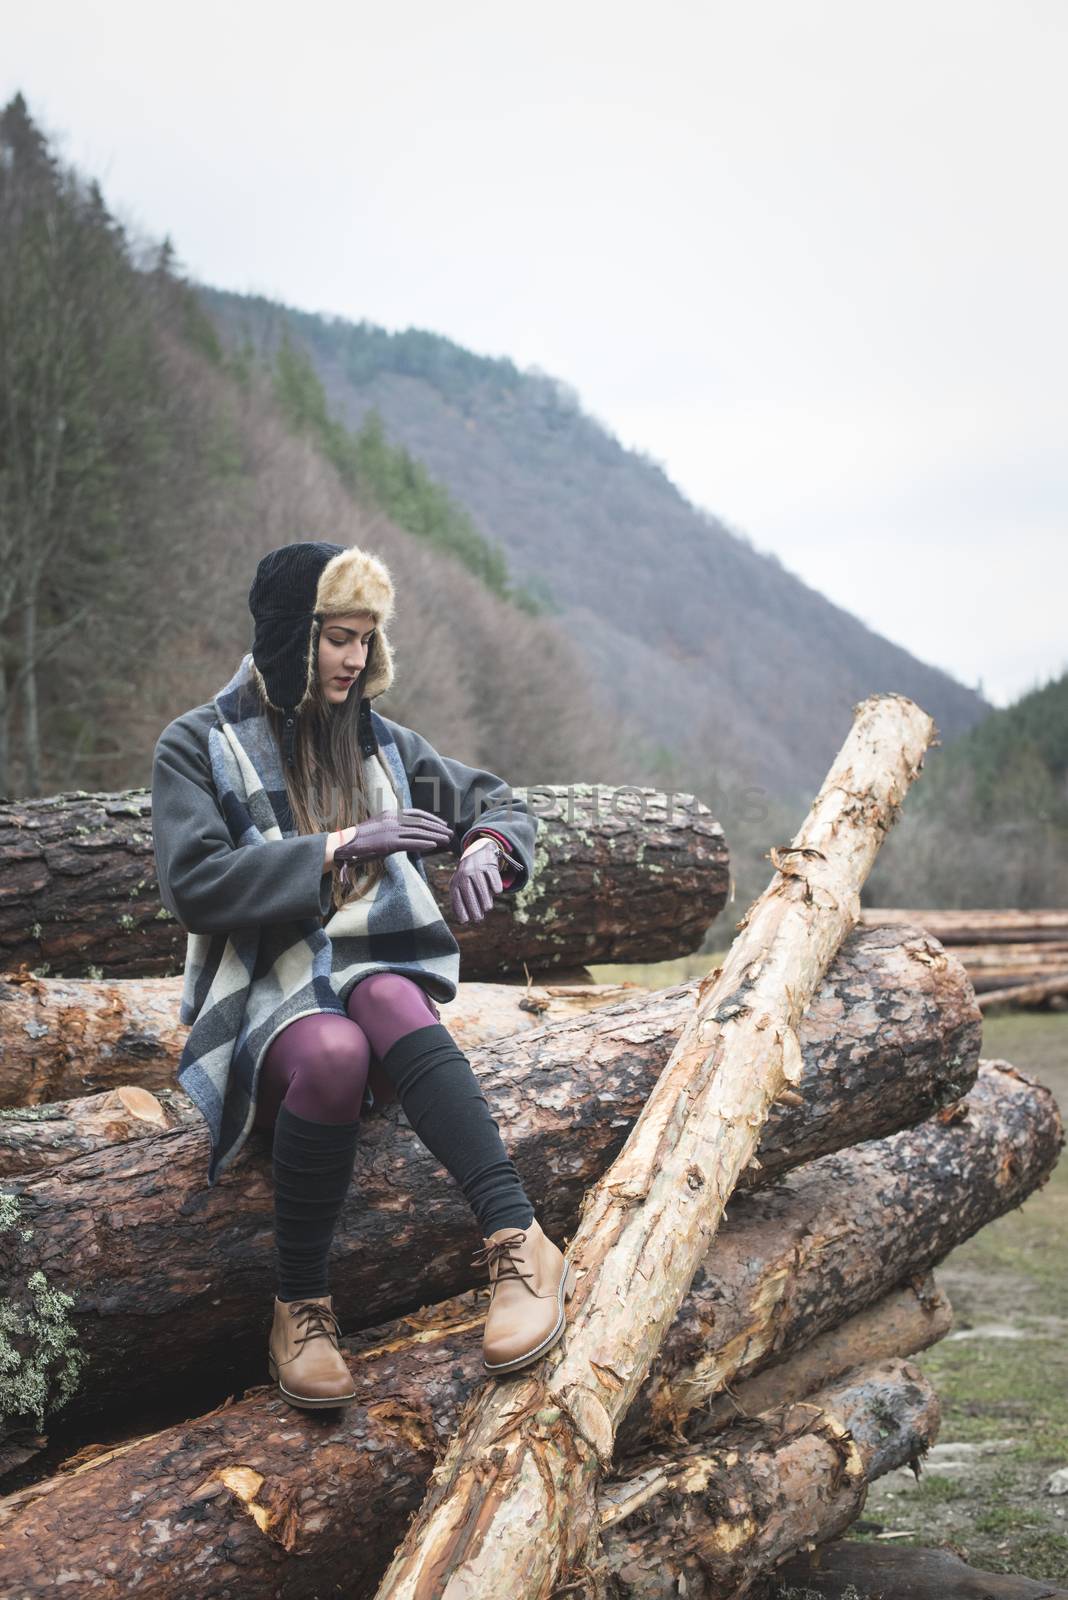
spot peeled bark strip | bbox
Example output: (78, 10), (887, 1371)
(0, 971), (647, 1110)
(0, 784), (728, 979)
(598, 1359), (940, 1598)
(695, 1273), (952, 1435)
(0, 924), (978, 1431)
(0, 1080), (1052, 1599)
(372, 691), (938, 1600)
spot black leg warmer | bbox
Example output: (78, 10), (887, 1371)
(271, 1102), (361, 1301)
(376, 1023), (535, 1236)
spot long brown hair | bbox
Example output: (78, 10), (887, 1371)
(259, 621), (392, 915)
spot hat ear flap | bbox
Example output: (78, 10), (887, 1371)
(362, 625), (394, 699)
(298, 614), (320, 712)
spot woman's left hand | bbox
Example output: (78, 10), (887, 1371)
(449, 838), (502, 925)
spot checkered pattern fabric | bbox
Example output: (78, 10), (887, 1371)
(176, 652), (461, 1187)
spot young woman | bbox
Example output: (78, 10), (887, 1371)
(151, 540), (577, 1410)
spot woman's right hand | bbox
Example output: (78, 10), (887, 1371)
(327, 808), (453, 879)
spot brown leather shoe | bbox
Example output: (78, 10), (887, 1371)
(267, 1295), (357, 1408)
(472, 1218), (578, 1376)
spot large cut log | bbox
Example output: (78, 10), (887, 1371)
(0, 1085), (196, 1179)
(371, 690), (938, 1600)
(1, 1060), (1051, 1595)
(0, 1317), (941, 1599)
(615, 1061), (1061, 1455)
(980, 973), (1068, 1009)
(948, 940), (1068, 971)
(0, 921), (978, 1174)
(0, 971), (646, 1109)
(0, 922), (980, 1433)
(858, 906), (1068, 944)
(0, 784), (728, 979)
(775, 1542), (1068, 1600)
(697, 1273), (952, 1433)
(597, 1358), (940, 1598)
(963, 948), (1068, 993)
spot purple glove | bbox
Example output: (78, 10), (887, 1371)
(334, 808), (452, 889)
(450, 837), (502, 925)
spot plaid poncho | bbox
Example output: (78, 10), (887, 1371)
(152, 652), (531, 1187)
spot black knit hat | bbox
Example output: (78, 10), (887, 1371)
(248, 540), (397, 770)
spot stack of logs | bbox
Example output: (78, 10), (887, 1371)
(0, 743), (1063, 1599)
(859, 907), (1068, 1010)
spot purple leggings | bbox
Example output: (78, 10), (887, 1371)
(252, 972), (441, 1130)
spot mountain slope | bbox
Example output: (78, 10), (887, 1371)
(200, 289), (992, 801)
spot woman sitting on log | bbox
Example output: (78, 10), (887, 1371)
(150, 540), (577, 1410)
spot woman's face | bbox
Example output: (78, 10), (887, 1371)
(318, 611), (377, 704)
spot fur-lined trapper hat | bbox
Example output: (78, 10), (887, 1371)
(248, 540), (396, 768)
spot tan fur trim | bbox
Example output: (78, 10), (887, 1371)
(314, 546), (396, 701)
(248, 544), (397, 710)
(360, 624), (394, 699)
(314, 547), (395, 624)
(296, 615), (320, 712)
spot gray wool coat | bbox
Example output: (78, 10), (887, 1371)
(151, 681), (537, 1183)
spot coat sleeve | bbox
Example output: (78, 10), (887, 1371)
(378, 716), (538, 896)
(151, 710), (335, 936)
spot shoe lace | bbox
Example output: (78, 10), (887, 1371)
(289, 1300), (344, 1352)
(470, 1229), (533, 1292)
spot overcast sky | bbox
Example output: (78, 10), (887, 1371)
(8, 1), (1065, 707)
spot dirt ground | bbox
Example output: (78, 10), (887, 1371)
(591, 959), (1068, 1586)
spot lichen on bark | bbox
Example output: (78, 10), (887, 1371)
(0, 1191), (88, 1430)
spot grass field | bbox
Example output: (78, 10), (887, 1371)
(858, 1008), (1068, 1584)
(588, 958), (1068, 1585)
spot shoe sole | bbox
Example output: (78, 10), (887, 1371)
(268, 1354), (357, 1409)
(482, 1254), (579, 1376)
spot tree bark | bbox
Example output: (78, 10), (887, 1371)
(0, 925), (980, 1436)
(0, 783), (728, 978)
(979, 973), (1068, 1010)
(0, 920), (979, 1175)
(596, 1358), (940, 1598)
(962, 946), (1068, 993)
(775, 1542), (1068, 1600)
(0, 1326), (941, 1599)
(615, 1061), (1061, 1457)
(0, 971), (644, 1109)
(1, 1061), (1054, 1597)
(0, 1084), (194, 1179)
(696, 1273), (952, 1434)
(857, 907), (1068, 944)
(370, 690), (939, 1600)
(0, 1216), (970, 1594)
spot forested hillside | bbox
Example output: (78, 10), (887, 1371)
(201, 290), (993, 805)
(0, 95), (615, 805)
(5, 89), (1062, 912)
(867, 669), (1068, 907)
